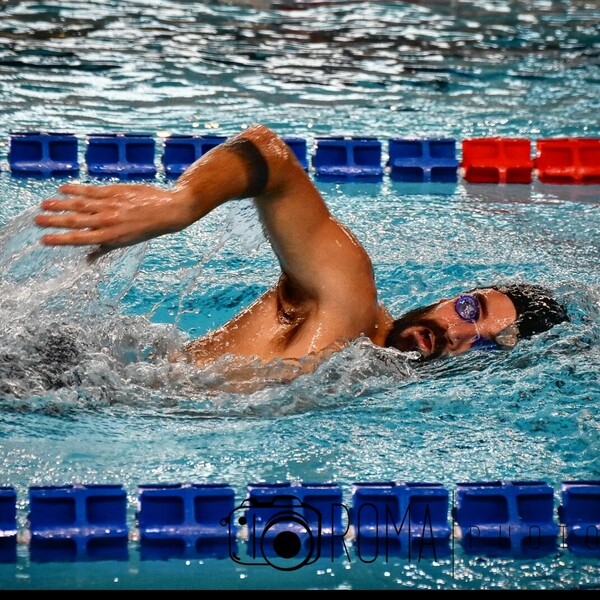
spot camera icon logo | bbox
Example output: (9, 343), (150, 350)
(224, 495), (322, 571)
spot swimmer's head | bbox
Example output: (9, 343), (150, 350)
(493, 283), (569, 340)
(385, 283), (569, 361)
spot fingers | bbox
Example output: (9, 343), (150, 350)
(38, 195), (111, 218)
(40, 182), (154, 214)
(58, 183), (123, 198)
(35, 182), (164, 252)
(39, 227), (121, 247)
(40, 199), (88, 213)
(38, 184), (124, 214)
(36, 186), (120, 232)
(34, 211), (115, 230)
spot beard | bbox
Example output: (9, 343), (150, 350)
(384, 304), (448, 361)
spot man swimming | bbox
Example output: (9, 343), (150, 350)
(34, 124), (568, 368)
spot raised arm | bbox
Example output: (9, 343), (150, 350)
(177, 124), (376, 305)
(35, 125), (377, 315)
(34, 126), (285, 255)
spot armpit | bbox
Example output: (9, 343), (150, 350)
(275, 273), (309, 326)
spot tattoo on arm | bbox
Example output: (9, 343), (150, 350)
(224, 138), (270, 197)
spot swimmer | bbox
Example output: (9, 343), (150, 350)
(33, 124), (568, 369)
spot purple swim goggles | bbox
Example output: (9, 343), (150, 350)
(454, 294), (518, 350)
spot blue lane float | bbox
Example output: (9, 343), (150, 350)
(283, 136), (309, 171)
(559, 480), (600, 556)
(453, 480), (559, 557)
(136, 482), (235, 560)
(28, 484), (129, 562)
(313, 136), (384, 182)
(351, 481), (451, 560)
(85, 133), (157, 180)
(388, 138), (459, 183)
(0, 486), (17, 563)
(237, 482), (346, 568)
(8, 132), (79, 178)
(161, 134), (227, 178)
(1, 480), (599, 562)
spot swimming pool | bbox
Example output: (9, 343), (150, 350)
(1, 0), (599, 590)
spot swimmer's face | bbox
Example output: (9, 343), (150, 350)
(385, 288), (517, 360)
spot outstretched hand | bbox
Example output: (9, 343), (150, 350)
(34, 183), (192, 261)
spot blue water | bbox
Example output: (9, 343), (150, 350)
(1, 0), (599, 590)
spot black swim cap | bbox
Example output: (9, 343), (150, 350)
(495, 283), (569, 339)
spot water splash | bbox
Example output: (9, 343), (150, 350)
(0, 207), (180, 409)
(1, 198), (597, 421)
(0, 205), (420, 417)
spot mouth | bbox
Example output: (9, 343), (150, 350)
(412, 328), (435, 355)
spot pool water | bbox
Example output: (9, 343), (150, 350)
(1, 0), (599, 590)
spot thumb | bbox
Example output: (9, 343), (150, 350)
(86, 244), (114, 264)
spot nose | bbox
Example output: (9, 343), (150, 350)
(446, 319), (480, 354)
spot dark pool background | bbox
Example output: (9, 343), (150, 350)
(0, 0), (599, 590)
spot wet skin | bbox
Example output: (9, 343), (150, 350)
(389, 288), (517, 360)
(34, 124), (518, 370)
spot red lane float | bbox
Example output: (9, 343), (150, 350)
(535, 138), (600, 184)
(461, 138), (533, 184)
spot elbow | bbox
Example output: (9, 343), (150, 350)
(240, 123), (280, 145)
(238, 124), (298, 176)
(230, 125), (300, 197)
